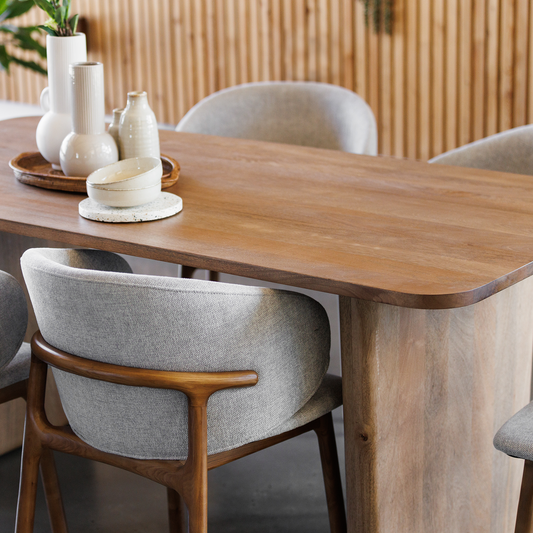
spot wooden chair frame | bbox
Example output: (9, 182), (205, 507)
(16, 331), (347, 533)
(1, 375), (68, 533)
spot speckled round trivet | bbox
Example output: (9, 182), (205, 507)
(79, 192), (183, 223)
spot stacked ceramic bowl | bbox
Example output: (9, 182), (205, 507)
(86, 157), (162, 207)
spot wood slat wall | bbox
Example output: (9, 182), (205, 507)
(1, 0), (532, 160)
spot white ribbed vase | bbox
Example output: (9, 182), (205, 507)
(119, 91), (160, 159)
(60, 62), (118, 177)
(36, 34), (87, 169)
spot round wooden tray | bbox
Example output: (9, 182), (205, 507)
(9, 152), (180, 193)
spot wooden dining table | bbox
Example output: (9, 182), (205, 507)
(2, 116), (533, 532)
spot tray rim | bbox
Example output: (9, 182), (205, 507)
(9, 152), (180, 193)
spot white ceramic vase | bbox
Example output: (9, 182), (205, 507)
(119, 91), (160, 159)
(36, 34), (87, 170)
(60, 62), (118, 177)
(107, 107), (124, 157)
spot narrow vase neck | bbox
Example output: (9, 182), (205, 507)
(70, 62), (106, 135)
(126, 92), (150, 112)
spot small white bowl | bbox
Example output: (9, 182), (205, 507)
(87, 180), (161, 207)
(87, 157), (162, 190)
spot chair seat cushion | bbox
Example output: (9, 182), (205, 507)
(494, 401), (533, 461)
(0, 342), (30, 389)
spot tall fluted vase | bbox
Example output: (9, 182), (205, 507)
(60, 62), (118, 177)
(36, 34), (87, 170)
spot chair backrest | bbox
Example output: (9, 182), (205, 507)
(429, 124), (533, 175)
(176, 81), (378, 155)
(0, 270), (28, 372)
(21, 248), (330, 460)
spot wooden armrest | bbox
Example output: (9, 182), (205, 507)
(31, 331), (258, 401)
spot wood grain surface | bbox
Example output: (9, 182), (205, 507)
(2, 117), (533, 309)
(340, 276), (533, 533)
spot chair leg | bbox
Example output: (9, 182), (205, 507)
(168, 488), (187, 533)
(15, 425), (43, 533)
(208, 271), (219, 282)
(181, 266), (196, 279)
(516, 459), (533, 533)
(315, 412), (347, 533)
(40, 448), (68, 533)
(186, 494), (208, 533)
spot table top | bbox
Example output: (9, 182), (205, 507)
(2, 116), (533, 309)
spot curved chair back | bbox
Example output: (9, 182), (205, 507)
(429, 124), (533, 175)
(21, 248), (330, 460)
(0, 270), (28, 373)
(176, 81), (378, 155)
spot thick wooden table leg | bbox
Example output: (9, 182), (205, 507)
(339, 277), (533, 533)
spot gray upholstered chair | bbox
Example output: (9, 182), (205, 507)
(176, 80), (377, 280)
(176, 81), (377, 156)
(18, 248), (346, 533)
(494, 404), (533, 532)
(429, 124), (533, 175)
(0, 270), (67, 532)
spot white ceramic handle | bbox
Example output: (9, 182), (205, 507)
(40, 87), (50, 113)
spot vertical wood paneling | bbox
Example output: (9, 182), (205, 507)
(2, 0), (533, 159)
(486, 0), (500, 136)
(513, 0), (529, 127)
(471, 0), (485, 141)
(405, 0), (417, 158)
(500, 0), (515, 131)
(294, 0), (306, 80)
(353, 0), (367, 101)
(341, 0), (353, 90)
(392, 0), (404, 158)
(431, 0), (445, 157)
(418, 0), (430, 160)
(458, 0), (472, 147)
(445, 0), (458, 152)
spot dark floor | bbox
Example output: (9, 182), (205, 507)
(0, 409), (345, 533)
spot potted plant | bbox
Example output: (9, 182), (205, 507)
(33, 0), (78, 36)
(32, 0), (87, 168)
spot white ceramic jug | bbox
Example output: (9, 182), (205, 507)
(60, 62), (118, 177)
(36, 34), (87, 169)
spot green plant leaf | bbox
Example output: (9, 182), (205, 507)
(2, 0), (35, 21)
(10, 54), (46, 74)
(37, 23), (56, 36)
(32, 0), (55, 19)
(68, 12), (77, 34)
(0, 44), (10, 72)
(9, 26), (47, 57)
(53, 6), (62, 25)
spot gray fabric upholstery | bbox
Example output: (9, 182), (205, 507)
(0, 342), (31, 389)
(176, 81), (377, 156)
(494, 401), (533, 461)
(429, 124), (533, 175)
(21, 248), (333, 460)
(0, 270), (28, 373)
(263, 374), (342, 439)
